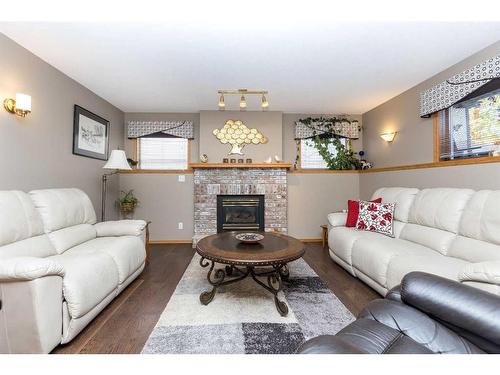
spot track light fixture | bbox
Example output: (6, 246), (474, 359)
(217, 89), (269, 111)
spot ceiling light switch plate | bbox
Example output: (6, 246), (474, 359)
(178, 175), (185, 182)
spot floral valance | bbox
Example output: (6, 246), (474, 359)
(295, 117), (360, 140)
(127, 120), (194, 139)
(420, 54), (500, 117)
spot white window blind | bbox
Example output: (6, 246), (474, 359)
(138, 137), (188, 170)
(300, 138), (347, 169)
(440, 87), (500, 160)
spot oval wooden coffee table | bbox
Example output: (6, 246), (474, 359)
(196, 231), (305, 316)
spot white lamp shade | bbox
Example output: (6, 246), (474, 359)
(15, 93), (31, 112)
(103, 150), (131, 170)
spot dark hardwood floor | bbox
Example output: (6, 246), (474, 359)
(53, 243), (378, 354)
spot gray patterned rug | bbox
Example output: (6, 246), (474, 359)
(142, 254), (354, 354)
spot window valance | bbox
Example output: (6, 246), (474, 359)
(295, 117), (360, 140)
(420, 54), (500, 117)
(127, 120), (194, 139)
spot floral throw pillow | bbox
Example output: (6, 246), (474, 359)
(356, 201), (396, 237)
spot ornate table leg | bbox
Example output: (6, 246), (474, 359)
(250, 265), (289, 316)
(269, 272), (289, 316)
(279, 265), (290, 281)
(199, 257), (225, 305)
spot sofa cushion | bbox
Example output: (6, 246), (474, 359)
(408, 188), (474, 233)
(352, 236), (437, 288)
(48, 224), (97, 254)
(328, 227), (381, 266)
(385, 254), (468, 290)
(448, 235), (500, 263)
(51, 250), (119, 319)
(0, 235), (57, 260)
(458, 190), (500, 245)
(371, 187), (419, 223)
(400, 223), (456, 255)
(29, 188), (97, 232)
(0, 190), (45, 246)
(68, 236), (145, 284)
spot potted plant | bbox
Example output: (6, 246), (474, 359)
(117, 190), (139, 219)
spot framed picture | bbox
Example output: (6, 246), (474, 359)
(72, 105), (110, 160)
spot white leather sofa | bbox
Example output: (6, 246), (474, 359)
(328, 187), (500, 296)
(0, 188), (146, 353)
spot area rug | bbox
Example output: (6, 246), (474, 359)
(142, 254), (355, 354)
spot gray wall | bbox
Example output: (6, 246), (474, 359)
(119, 174), (194, 241)
(362, 41), (500, 168)
(199, 111), (283, 163)
(119, 110), (362, 240)
(120, 171), (359, 240)
(360, 40), (500, 197)
(0, 34), (124, 219)
(289, 173), (359, 238)
(360, 163), (500, 200)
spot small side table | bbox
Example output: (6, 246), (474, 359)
(321, 224), (328, 249)
(145, 220), (152, 264)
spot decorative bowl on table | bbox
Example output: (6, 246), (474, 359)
(235, 232), (264, 244)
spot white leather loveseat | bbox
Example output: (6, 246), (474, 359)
(0, 188), (146, 353)
(328, 187), (500, 296)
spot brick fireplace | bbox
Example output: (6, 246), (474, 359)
(192, 165), (288, 245)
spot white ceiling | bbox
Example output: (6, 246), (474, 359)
(1, 21), (499, 113)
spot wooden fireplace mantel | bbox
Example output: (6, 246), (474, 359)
(189, 162), (292, 169)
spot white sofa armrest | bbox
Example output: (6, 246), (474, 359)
(327, 212), (347, 227)
(94, 219), (147, 237)
(0, 257), (64, 281)
(459, 261), (500, 285)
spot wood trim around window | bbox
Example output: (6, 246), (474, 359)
(133, 138), (139, 162)
(130, 138), (193, 174)
(290, 168), (359, 174)
(361, 155), (500, 173)
(433, 112), (440, 162)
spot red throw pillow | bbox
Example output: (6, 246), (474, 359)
(356, 201), (396, 237)
(346, 198), (382, 227)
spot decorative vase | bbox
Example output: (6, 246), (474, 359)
(120, 203), (136, 219)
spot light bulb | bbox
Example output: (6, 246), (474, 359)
(239, 95), (247, 110)
(261, 94), (269, 110)
(218, 94), (225, 110)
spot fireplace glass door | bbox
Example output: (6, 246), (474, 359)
(217, 195), (265, 232)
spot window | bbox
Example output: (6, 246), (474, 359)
(138, 137), (189, 170)
(300, 138), (347, 169)
(439, 86), (500, 160)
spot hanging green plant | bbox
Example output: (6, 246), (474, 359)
(297, 116), (362, 170)
(310, 135), (361, 170)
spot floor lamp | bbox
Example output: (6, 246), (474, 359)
(102, 149), (131, 221)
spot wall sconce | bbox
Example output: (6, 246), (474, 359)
(380, 132), (397, 142)
(4, 93), (32, 117)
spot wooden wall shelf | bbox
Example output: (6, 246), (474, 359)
(189, 162), (293, 169)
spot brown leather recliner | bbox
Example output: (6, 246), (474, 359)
(297, 272), (500, 354)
